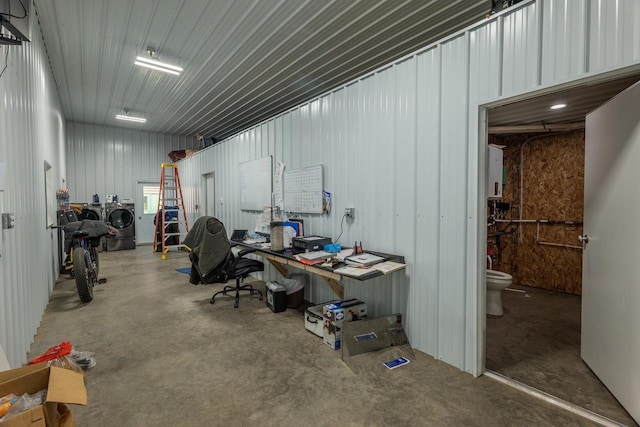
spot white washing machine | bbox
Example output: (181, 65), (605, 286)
(105, 202), (136, 251)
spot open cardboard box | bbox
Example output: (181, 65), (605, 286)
(0, 363), (87, 427)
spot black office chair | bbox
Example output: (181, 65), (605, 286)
(210, 246), (264, 308)
(184, 216), (264, 308)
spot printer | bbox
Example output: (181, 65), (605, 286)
(292, 235), (332, 251)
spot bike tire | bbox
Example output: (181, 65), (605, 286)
(73, 247), (94, 303)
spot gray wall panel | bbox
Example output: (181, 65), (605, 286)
(173, 0), (640, 375)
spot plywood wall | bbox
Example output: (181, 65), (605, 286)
(488, 131), (584, 295)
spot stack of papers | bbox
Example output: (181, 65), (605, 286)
(345, 252), (387, 267)
(371, 260), (406, 275)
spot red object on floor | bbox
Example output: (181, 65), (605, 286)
(28, 341), (72, 364)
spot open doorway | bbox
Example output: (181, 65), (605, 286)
(137, 182), (160, 244)
(481, 71), (640, 426)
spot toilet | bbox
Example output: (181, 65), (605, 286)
(486, 269), (513, 316)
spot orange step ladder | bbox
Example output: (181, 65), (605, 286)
(153, 163), (189, 259)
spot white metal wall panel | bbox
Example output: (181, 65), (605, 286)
(469, 20), (503, 100)
(0, 14), (66, 366)
(466, 19), (505, 372)
(65, 122), (197, 203)
(176, 0), (640, 375)
(541, 0), (588, 83)
(501, 2), (541, 95)
(589, 0), (640, 72)
(411, 47), (442, 358)
(437, 34), (470, 368)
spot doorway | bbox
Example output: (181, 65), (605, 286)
(202, 172), (215, 217)
(136, 182), (160, 244)
(480, 71), (640, 426)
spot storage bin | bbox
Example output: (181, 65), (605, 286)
(281, 273), (307, 308)
(286, 288), (304, 309)
(265, 282), (287, 313)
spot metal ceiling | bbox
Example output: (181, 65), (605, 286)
(488, 73), (640, 132)
(33, 0), (492, 141)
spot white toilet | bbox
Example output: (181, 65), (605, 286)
(486, 269), (513, 316)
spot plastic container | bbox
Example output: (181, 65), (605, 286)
(270, 221), (284, 251)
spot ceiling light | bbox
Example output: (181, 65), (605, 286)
(135, 48), (183, 75)
(116, 109), (147, 123)
(550, 103), (567, 110)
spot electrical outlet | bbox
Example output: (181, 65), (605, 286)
(345, 208), (355, 218)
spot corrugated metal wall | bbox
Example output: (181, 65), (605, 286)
(178, 0), (640, 375)
(65, 122), (198, 203)
(0, 11), (66, 366)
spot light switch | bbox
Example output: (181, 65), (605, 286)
(2, 213), (15, 229)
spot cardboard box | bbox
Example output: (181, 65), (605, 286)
(323, 299), (367, 350)
(0, 363), (87, 427)
(305, 300), (340, 337)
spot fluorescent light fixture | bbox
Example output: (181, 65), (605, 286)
(135, 56), (183, 75)
(116, 114), (147, 123)
(550, 103), (567, 110)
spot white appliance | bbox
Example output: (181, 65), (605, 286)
(487, 144), (503, 199)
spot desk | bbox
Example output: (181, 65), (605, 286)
(237, 242), (405, 299)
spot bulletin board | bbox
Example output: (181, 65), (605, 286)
(284, 164), (323, 213)
(240, 156), (272, 211)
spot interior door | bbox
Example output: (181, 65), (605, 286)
(136, 182), (160, 244)
(582, 80), (640, 423)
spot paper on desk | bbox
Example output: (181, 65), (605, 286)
(333, 265), (375, 278)
(336, 248), (354, 261)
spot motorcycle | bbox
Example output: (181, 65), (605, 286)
(63, 220), (117, 303)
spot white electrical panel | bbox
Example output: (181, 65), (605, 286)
(487, 145), (503, 199)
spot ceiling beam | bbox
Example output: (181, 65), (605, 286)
(488, 122), (585, 135)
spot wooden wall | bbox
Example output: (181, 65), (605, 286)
(488, 130), (584, 295)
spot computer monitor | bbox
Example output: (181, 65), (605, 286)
(230, 229), (248, 242)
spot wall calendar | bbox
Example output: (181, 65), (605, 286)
(284, 164), (323, 214)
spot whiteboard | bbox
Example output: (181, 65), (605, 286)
(240, 156), (272, 211)
(284, 164), (323, 213)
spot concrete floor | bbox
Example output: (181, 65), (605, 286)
(29, 247), (603, 426)
(486, 284), (638, 427)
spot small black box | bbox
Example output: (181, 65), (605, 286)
(292, 236), (332, 251)
(266, 281), (287, 313)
